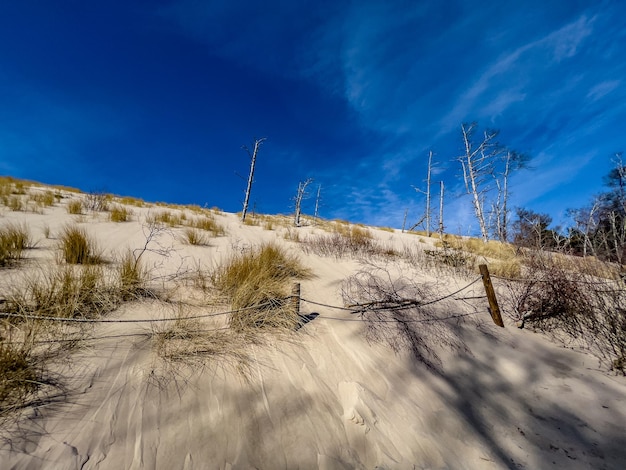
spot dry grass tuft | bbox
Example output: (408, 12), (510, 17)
(4, 265), (112, 319)
(186, 216), (225, 236)
(118, 250), (148, 300)
(30, 190), (56, 207)
(7, 196), (23, 212)
(58, 225), (103, 265)
(0, 223), (32, 267)
(301, 225), (386, 259)
(0, 341), (41, 420)
(212, 243), (312, 331)
(146, 211), (182, 227)
(67, 199), (83, 215)
(118, 196), (145, 207)
(182, 228), (209, 246)
(109, 205), (131, 222)
(151, 307), (255, 379)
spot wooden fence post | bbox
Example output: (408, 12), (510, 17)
(291, 283), (301, 317)
(479, 264), (504, 327)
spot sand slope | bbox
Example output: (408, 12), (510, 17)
(1, 192), (625, 469)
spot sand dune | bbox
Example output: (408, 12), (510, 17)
(1, 188), (625, 469)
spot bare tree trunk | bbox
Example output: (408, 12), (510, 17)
(438, 181), (445, 240)
(458, 123), (499, 243)
(425, 151), (432, 236)
(414, 151), (434, 236)
(294, 178), (313, 226)
(313, 184), (322, 225)
(241, 138), (266, 222)
(402, 208), (408, 233)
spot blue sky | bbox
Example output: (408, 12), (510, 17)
(1, 1), (625, 234)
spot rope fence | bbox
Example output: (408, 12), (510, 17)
(0, 269), (498, 327)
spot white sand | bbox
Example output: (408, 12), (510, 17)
(1, 190), (625, 469)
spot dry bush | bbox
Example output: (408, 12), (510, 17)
(424, 241), (475, 269)
(58, 225), (103, 264)
(0, 223), (32, 267)
(341, 263), (469, 370)
(85, 191), (110, 212)
(109, 205), (131, 222)
(212, 243), (312, 331)
(501, 251), (626, 372)
(66, 199), (83, 215)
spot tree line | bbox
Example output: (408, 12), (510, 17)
(415, 122), (625, 263)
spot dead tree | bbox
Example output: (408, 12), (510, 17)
(458, 123), (501, 242)
(313, 184), (322, 225)
(241, 138), (266, 222)
(294, 178), (313, 226)
(438, 181), (445, 239)
(414, 151), (434, 236)
(491, 150), (530, 242)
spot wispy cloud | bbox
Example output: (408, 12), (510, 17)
(587, 80), (621, 101)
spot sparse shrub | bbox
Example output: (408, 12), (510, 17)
(58, 225), (102, 264)
(342, 263), (469, 370)
(42, 224), (51, 239)
(425, 241), (474, 268)
(67, 199), (83, 215)
(85, 191), (111, 212)
(109, 205), (131, 222)
(212, 243), (312, 331)
(501, 252), (626, 370)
